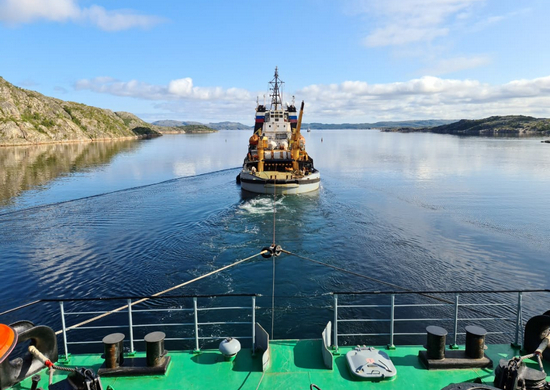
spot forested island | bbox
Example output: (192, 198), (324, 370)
(152, 120), (249, 131)
(152, 119), (457, 131)
(383, 115), (550, 136)
(159, 124), (217, 134)
(303, 119), (456, 129)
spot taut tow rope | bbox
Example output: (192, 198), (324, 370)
(271, 188), (277, 339)
(54, 250), (267, 335)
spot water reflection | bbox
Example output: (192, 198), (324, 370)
(0, 140), (140, 207)
(1, 131), (550, 344)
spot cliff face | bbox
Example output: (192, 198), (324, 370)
(0, 77), (161, 146)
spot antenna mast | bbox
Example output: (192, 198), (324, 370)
(269, 67), (284, 110)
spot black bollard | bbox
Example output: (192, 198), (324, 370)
(426, 326), (447, 360)
(102, 333), (125, 368)
(465, 325), (486, 359)
(144, 331), (167, 367)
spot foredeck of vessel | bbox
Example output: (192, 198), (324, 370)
(15, 342), (549, 389)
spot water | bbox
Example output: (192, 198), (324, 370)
(1, 131), (549, 347)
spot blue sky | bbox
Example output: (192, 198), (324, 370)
(1, 0), (550, 124)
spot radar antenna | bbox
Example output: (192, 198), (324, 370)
(269, 67), (284, 110)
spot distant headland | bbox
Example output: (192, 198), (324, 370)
(381, 116), (550, 136)
(154, 118), (550, 136)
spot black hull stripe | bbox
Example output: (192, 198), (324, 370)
(240, 177), (320, 185)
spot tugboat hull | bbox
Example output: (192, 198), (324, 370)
(240, 171), (320, 194)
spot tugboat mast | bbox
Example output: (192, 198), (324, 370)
(269, 66), (284, 110)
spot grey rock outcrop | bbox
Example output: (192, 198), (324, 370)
(0, 77), (161, 146)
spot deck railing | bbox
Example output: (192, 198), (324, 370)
(3, 289), (549, 356)
(332, 289), (550, 351)
(53, 293), (258, 358)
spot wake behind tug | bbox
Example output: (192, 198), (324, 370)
(237, 68), (320, 194)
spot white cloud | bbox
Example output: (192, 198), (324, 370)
(0, 0), (79, 23)
(349, 0), (485, 47)
(364, 25), (449, 47)
(74, 74), (550, 123)
(75, 77), (252, 102)
(0, 0), (165, 31)
(297, 75), (550, 121)
(168, 78), (194, 97)
(419, 55), (492, 75)
(75, 78), (167, 100)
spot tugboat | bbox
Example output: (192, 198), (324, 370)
(237, 68), (320, 194)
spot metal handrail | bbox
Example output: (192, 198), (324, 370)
(56, 294), (258, 357)
(332, 290), (550, 351)
(331, 289), (550, 295)
(3, 289), (548, 356)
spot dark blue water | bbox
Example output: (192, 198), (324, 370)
(1, 131), (549, 347)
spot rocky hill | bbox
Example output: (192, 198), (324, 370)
(153, 120), (250, 130)
(383, 115), (550, 136)
(153, 120), (203, 127)
(0, 77), (167, 146)
(208, 121), (251, 130)
(158, 124), (217, 134)
(304, 119), (456, 129)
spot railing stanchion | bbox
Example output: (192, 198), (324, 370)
(193, 297), (200, 352)
(451, 293), (459, 348)
(252, 296), (256, 355)
(514, 291), (523, 348)
(333, 294), (338, 352)
(388, 294), (395, 349)
(59, 301), (69, 359)
(127, 299), (135, 354)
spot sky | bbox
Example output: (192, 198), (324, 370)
(1, 0), (550, 124)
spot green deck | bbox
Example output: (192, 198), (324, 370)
(13, 341), (550, 390)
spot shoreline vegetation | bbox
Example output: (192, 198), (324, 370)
(159, 124), (219, 134)
(0, 77), (216, 147)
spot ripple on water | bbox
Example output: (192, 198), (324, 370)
(1, 151), (549, 344)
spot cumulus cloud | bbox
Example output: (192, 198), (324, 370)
(297, 75), (550, 121)
(74, 74), (550, 122)
(419, 55), (492, 76)
(75, 77), (252, 102)
(75, 77), (167, 100)
(0, 0), (165, 31)
(348, 0), (484, 47)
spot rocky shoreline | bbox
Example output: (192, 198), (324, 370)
(0, 134), (158, 148)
